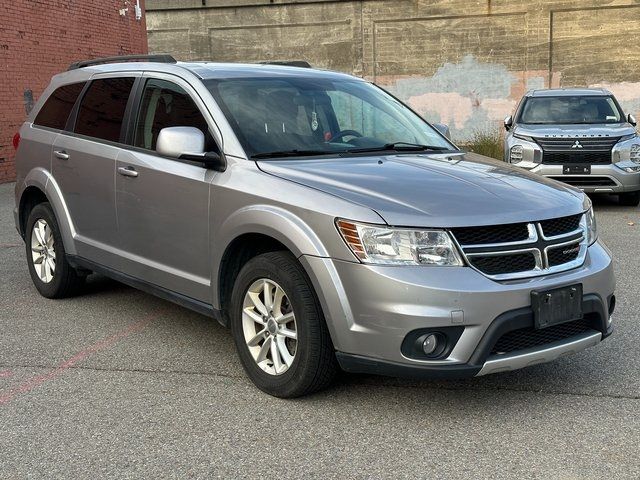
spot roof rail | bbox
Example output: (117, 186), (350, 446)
(68, 54), (177, 71)
(259, 60), (312, 68)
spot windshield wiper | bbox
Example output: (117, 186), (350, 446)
(251, 149), (333, 159)
(343, 142), (452, 154)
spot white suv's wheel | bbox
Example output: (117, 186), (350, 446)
(25, 203), (85, 298)
(230, 251), (337, 397)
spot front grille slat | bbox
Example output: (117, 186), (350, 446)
(469, 253), (536, 276)
(548, 176), (617, 187)
(542, 151), (611, 164)
(450, 223), (529, 245)
(450, 213), (586, 279)
(540, 214), (582, 237)
(490, 318), (594, 355)
(547, 241), (581, 267)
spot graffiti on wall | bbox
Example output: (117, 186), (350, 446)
(378, 55), (640, 143)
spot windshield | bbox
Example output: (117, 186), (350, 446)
(204, 77), (454, 158)
(517, 96), (623, 125)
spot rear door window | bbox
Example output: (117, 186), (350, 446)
(75, 77), (135, 142)
(34, 82), (86, 130)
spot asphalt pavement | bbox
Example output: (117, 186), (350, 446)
(1, 181), (639, 479)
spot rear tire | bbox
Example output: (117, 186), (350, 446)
(230, 251), (337, 398)
(25, 203), (85, 298)
(619, 191), (640, 207)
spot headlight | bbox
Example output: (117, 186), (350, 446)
(510, 145), (524, 163)
(513, 133), (534, 142)
(630, 144), (640, 164)
(585, 207), (597, 245)
(336, 220), (464, 266)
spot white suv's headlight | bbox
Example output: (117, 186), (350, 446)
(630, 144), (640, 164)
(336, 220), (464, 266)
(509, 145), (524, 164)
(585, 207), (597, 245)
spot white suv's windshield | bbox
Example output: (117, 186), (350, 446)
(205, 77), (454, 158)
(518, 96), (623, 125)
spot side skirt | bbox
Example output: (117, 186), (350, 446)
(67, 254), (225, 326)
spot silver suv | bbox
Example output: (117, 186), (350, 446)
(13, 56), (615, 397)
(504, 88), (640, 206)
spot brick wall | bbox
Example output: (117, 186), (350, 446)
(145, 0), (640, 142)
(0, 1), (148, 183)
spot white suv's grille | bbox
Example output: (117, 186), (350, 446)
(449, 214), (587, 280)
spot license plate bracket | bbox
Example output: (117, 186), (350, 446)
(563, 164), (591, 174)
(531, 284), (583, 329)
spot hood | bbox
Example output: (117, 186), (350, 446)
(257, 152), (586, 228)
(514, 123), (636, 139)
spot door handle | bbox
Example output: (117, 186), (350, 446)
(54, 150), (69, 160)
(117, 166), (139, 178)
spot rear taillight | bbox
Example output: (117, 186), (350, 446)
(12, 132), (20, 150)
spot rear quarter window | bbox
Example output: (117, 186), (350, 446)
(33, 82), (86, 130)
(75, 77), (135, 143)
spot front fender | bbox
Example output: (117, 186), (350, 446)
(211, 204), (332, 308)
(19, 167), (77, 255)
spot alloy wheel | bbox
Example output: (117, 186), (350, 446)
(31, 218), (56, 283)
(242, 278), (298, 375)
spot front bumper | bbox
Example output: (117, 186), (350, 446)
(532, 163), (640, 193)
(301, 240), (614, 379)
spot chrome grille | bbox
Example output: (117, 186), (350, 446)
(534, 137), (621, 165)
(450, 214), (587, 280)
(534, 136), (620, 165)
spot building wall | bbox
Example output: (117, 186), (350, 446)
(146, 0), (640, 142)
(0, 1), (148, 183)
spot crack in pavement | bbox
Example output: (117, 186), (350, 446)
(0, 313), (159, 405)
(355, 380), (640, 401)
(1, 362), (638, 401)
(0, 363), (245, 380)
(0, 243), (22, 249)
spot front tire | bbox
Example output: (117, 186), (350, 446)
(25, 203), (85, 298)
(230, 252), (337, 398)
(619, 191), (640, 207)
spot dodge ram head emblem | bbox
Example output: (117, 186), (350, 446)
(572, 140), (584, 149)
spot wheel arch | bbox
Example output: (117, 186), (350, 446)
(213, 205), (331, 320)
(18, 168), (77, 254)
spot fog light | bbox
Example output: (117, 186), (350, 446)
(422, 334), (439, 355)
(608, 316), (613, 327)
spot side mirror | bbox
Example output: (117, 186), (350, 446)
(156, 126), (226, 172)
(628, 114), (637, 126)
(504, 115), (513, 131)
(433, 123), (451, 140)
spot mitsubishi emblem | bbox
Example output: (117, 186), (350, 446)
(571, 140), (583, 149)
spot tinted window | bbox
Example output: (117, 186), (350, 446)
(75, 77), (135, 142)
(518, 96), (623, 125)
(34, 82), (85, 130)
(133, 78), (212, 151)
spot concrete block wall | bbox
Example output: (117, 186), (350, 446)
(0, 1), (148, 183)
(146, 0), (640, 143)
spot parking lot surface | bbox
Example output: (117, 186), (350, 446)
(1, 181), (639, 479)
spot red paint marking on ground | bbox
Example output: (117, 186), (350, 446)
(0, 370), (13, 378)
(0, 313), (157, 406)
